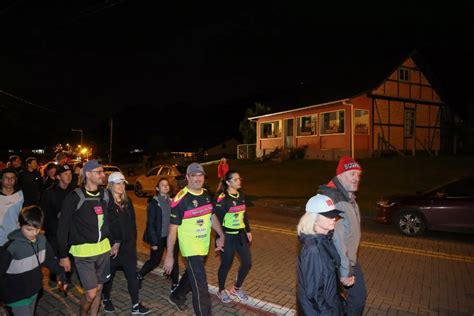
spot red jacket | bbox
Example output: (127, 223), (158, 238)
(217, 162), (229, 179)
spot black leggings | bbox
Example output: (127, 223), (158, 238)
(102, 251), (140, 305)
(139, 236), (179, 284)
(217, 232), (252, 291)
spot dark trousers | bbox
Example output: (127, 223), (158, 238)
(102, 252), (140, 305)
(346, 263), (367, 316)
(139, 236), (179, 284)
(218, 232), (252, 291)
(46, 234), (73, 283)
(172, 256), (211, 316)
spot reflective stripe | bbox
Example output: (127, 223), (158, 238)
(70, 238), (111, 257)
(6, 250), (45, 274)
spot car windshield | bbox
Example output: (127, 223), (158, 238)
(104, 166), (120, 172)
(421, 177), (469, 195)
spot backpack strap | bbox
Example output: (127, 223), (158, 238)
(74, 187), (110, 212)
(73, 187), (86, 211)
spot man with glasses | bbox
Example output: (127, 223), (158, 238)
(164, 162), (225, 315)
(57, 160), (111, 316)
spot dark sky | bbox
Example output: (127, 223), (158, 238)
(0, 1), (473, 153)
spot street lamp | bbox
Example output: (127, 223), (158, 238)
(71, 128), (83, 145)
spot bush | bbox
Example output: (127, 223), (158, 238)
(289, 146), (307, 159)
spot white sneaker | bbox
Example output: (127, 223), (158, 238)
(217, 290), (232, 304)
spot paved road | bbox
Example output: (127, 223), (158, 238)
(31, 194), (474, 315)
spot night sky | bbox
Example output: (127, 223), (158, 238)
(0, 2), (473, 154)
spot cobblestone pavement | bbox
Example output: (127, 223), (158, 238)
(30, 203), (474, 315)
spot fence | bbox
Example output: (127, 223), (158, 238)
(237, 144), (256, 159)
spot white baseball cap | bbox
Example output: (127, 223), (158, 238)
(305, 194), (343, 218)
(108, 172), (128, 184)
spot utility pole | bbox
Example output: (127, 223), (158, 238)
(109, 118), (113, 164)
(71, 128), (83, 145)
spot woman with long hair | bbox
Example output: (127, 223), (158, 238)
(138, 178), (180, 292)
(101, 172), (150, 314)
(297, 194), (349, 315)
(215, 170), (252, 303)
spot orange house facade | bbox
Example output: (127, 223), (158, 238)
(249, 56), (444, 160)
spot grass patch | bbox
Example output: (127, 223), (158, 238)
(200, 156), (474, 215)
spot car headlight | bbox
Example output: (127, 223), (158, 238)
(377, 200), (396, 208)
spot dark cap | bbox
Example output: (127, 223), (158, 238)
(56, 164), (72, 176)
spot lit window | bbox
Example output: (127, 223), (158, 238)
(260, 121), (281, 138)
(354, 110), (369, 135)
(297, 115), (317, 136)
(320, 110), (345, 135)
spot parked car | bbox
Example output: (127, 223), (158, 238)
(102, 165), (123, 184)
(134, 164), (187, 197)
(374, 176), (474, 236)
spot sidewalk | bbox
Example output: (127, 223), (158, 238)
(35, 252), (287, 315)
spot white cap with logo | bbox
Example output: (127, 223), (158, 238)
(305, 194), (343, 218)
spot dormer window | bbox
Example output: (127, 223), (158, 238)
(399, 67), (409, 82)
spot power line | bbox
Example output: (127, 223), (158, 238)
(0, 89), (54, 112)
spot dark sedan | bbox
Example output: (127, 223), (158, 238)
(375, 176), (474, 236)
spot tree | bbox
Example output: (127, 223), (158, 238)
(239, 102), (271, 143)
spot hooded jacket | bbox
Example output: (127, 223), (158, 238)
(319, 177), (361, 278)
(0, 189), (24, 246)
(297, 233), (344, 316)
(0, 229), (64, 304)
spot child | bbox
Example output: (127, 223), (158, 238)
(0, 205), (66, 316)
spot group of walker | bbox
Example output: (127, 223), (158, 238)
(1, 155), (367, 316)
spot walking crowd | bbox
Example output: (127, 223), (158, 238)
(0, 153), (366, 316)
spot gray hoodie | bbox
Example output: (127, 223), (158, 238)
(319, 177), (361, 278)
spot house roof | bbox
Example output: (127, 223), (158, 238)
(248, 98), (349, 120)
(249, 50), (447, 119)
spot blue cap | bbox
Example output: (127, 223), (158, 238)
(186, 162), (205, 174)
(82, 159), (102, 177)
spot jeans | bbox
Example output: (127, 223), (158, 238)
(346, 263), (367, 316)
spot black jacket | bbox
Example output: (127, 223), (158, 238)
(18, 169), (41, 206)
(143, 196), (172, 246)
(108, 197), (137, 259)
(40, 184), (73, 237)
(297, 233), (344, 316)
(56, 187), (110, 258)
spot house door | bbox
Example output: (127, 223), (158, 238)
(404, 109), (415, 151)
(285, 118), (294, 148)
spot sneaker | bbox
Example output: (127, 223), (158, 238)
(217, 290), (233, 304)
(167, 294), (188, 311)
(103, 299), (115, 313)
(131, 303), (151, 315)
(170, 283), (179, 293)
(229, 287), (249, 301)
